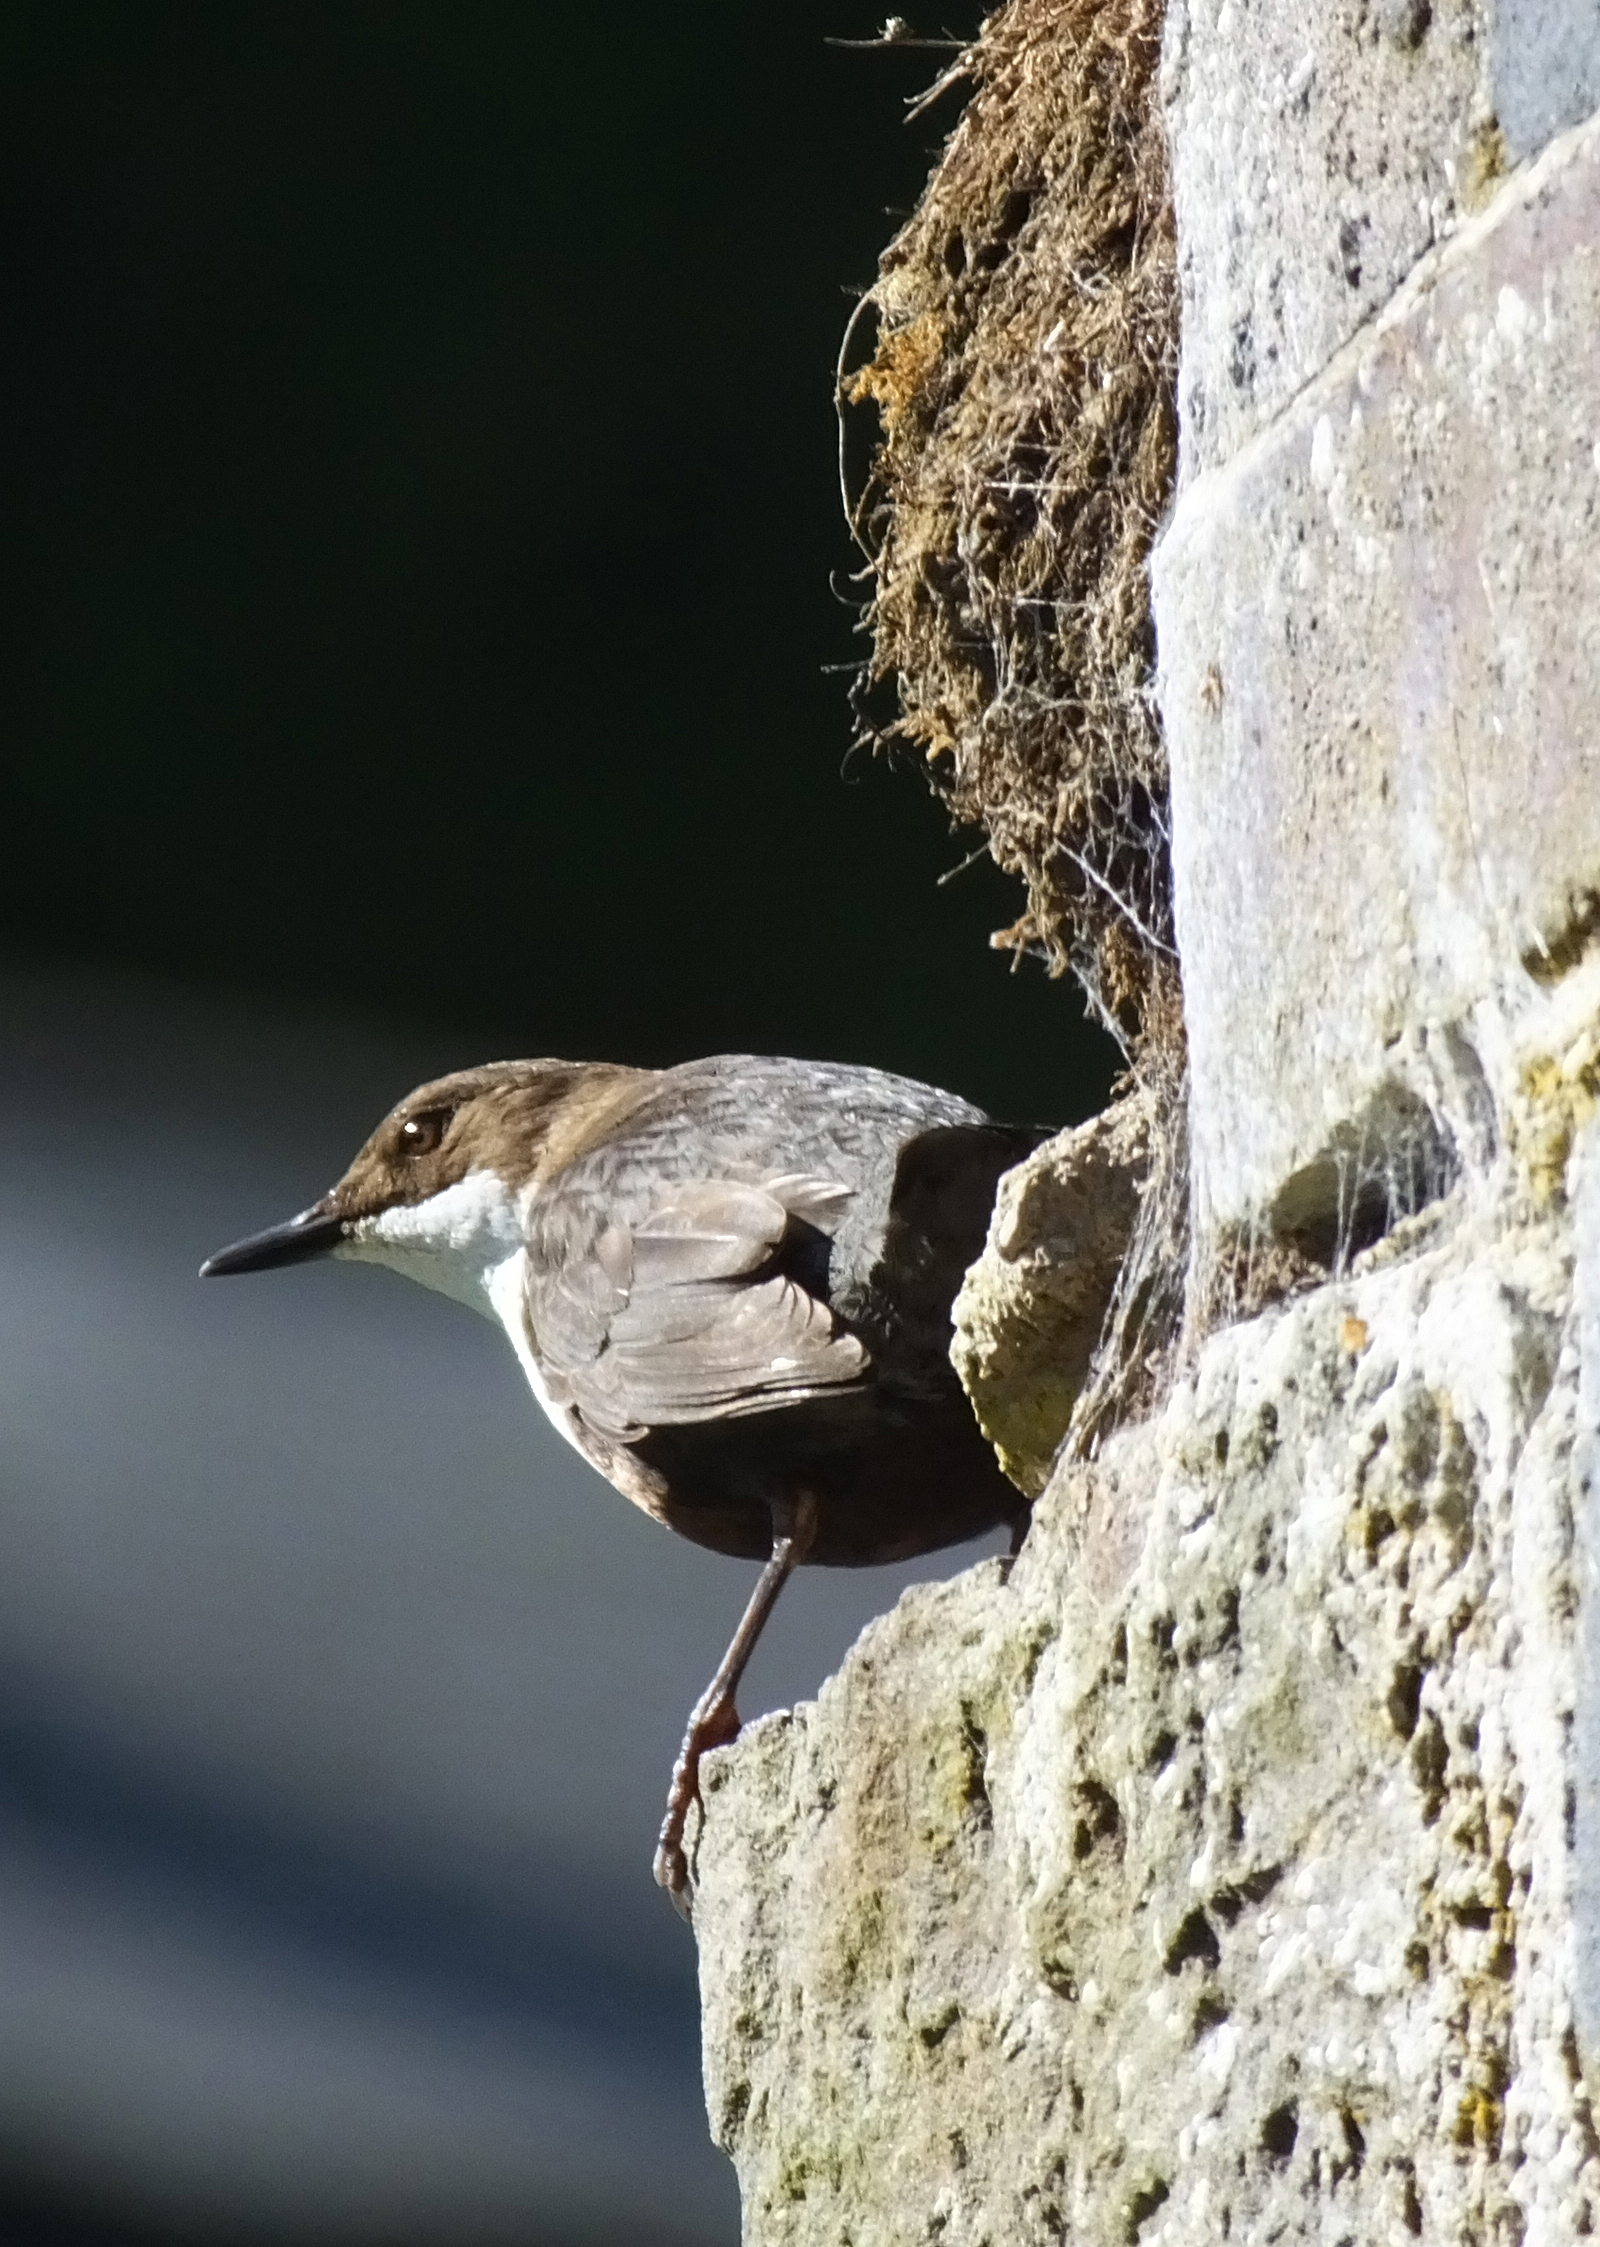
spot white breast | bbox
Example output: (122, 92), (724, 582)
(484, 1251), (593, 1463)
(337, 1168), (596, 1467)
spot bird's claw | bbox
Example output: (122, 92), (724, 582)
(654, 1690), (741, 1917)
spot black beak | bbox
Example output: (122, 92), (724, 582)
(199, 1202), (347, 1278)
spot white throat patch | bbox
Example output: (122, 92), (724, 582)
(337, 1168), (525, 1316)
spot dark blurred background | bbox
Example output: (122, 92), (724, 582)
(0, 7), (1116, 2242)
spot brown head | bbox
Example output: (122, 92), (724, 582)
(200, 1058), (652, 1292)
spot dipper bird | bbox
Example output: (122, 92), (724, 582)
(202, 1054), (1041, 1909)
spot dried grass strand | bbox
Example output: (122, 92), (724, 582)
(839, 0), (1187, 1432)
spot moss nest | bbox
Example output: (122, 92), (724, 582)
(841, 0), (1186, 1428)
(842, 0), (1179, 1052)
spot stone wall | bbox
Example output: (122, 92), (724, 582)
(1160, 105), (1600, 1299)
(693, 10), (1600, 2241)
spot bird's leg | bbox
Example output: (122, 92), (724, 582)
(654, 1491), (818, 1916)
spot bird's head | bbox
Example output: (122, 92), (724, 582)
(200, 1058), (649, 1307)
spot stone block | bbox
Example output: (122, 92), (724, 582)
(1163, 0), (1600, 481)
(949, 1094), (1150, 1496)
(1153, 110), (1600, 1246)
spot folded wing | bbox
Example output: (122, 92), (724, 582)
(524, 1176), (867, 1441)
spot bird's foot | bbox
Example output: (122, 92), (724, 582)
(653, 1686), (741, 1919)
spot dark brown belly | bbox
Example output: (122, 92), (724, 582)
(631, 1388), (1026, 1565)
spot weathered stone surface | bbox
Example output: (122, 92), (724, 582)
(950, 1095), (1150, 1496)
(1162, 0), (1600, 482)
(1154, 109), (1600, 1252)
(696, 1167), (1597, 2242)
(1494, 0), (1600, 164)
(1569, 1118), (1600, 2100)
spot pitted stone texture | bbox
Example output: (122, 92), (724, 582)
(695, 1208), (1596, 2245)
(1570, 1121), (1600, 2101)
(1154, 111), (1600, 1249)
(1494, 0), (1600, 161)
(950, 1094), (1150, 1496)
(1162, 0), (1600, 482)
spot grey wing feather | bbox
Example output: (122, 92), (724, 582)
(525, 1176), (867, 1441)
(630, 1180), (786, 1284)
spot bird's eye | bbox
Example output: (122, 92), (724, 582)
(399, 1110), (448, 1157)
